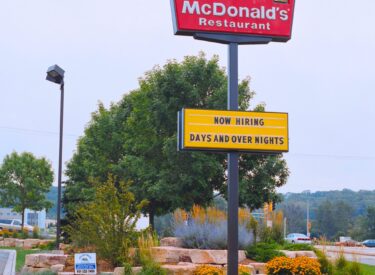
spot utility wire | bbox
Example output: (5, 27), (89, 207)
(0, 126), (79, 138)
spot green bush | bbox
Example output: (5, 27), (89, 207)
(259, 225), (284, 245)
(283, 243), (314, 251)
(38, 241), (56, 250)
(245, 242), (284, 263)
(64, 176), (148, 266)
(122, 262), (134, 275)
(20, 230), (29, 239)
(347, 261), (363, 275)
(138, 262), (166, 275)
(32, 226), (40, 239)
(12, 231), (19, 238)
(314, 249), (334, 275)
(335, 252), (348, 271)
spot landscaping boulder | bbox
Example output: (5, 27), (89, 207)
(15, 239), (24, 248)
(163, 263), (198, 275)
(250, 263), (266, 274)
(295, 251), (317, 258)
(280, 250), (296, 258)
(4, 238), (16, 247)
(280, 250), (317, 259)
(160, 237), (183, 247)
(189, 249), (246, 265)
(151, 247), (188, 263)
(23, 239), (41, 249)
(22, 267), (51, 273)
(25, 253), (68, 268)
(114, 266), (142, 275)
(51, 264), (65, 273)
(150, 247), (246, 265)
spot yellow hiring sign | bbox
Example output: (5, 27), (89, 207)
(178, 109), (288, 153)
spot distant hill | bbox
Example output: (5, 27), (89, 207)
(277, 189), (375, 238)
(280, 189), (375, 218)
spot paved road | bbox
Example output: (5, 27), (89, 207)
(316, 245), (375, 266)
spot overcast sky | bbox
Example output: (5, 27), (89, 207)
(1, 0), (374, 193)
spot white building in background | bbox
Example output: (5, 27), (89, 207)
(0, 208), (46, 230)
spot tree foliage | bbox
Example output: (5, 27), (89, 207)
(64, 53), (289, 226)
(365, 206), (375, 238)
(0, 152), (54, 228)
(315, 200), (354, 239)
(279, 202), (306, 234)
(280, 189), (375, 239)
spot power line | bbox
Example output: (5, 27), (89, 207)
(0, 126), (79, 138)
(288, 153), (375, 160)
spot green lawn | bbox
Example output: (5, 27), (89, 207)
(360, 263), (375, 275)
(0, 247), (42, 272)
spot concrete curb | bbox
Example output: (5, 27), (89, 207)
(316, 245), (375, 257)
(3, 250), (16, 275)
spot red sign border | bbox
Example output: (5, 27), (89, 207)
(170, 0), (296, 43)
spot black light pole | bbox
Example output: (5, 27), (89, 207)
(46, 64), (65, 249)
(227, 42), (239, 275)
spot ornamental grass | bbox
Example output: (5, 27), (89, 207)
(266, 256), (321, 275)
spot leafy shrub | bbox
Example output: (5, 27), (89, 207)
(32, 226), (40, 239)
(347, 261), (363, 275)
(245, 242), (284, 262)
(12, 231), (19, 238)
(138, 262), (166, 275)
(266, 256), (321, 275)
(247, 216), (258, 244)
(20, 229), (29, 239)
(335, 251), (348, 271)
(38, 241), (56, 250)
(122, 262), (133, 275)
(64, 176), (148, 266)
(283, 243), (314, 251)
(259, 225), (284, 245)
(174, 220), (253, 249)
(193, 265), (224, 275)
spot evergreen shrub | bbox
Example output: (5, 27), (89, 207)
(245, 242), (284, 263)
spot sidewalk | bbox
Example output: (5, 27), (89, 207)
(0, 250), (16, 275)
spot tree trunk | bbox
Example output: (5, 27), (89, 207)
(21, 208), (25, 231)
(149, 209), (155, 230)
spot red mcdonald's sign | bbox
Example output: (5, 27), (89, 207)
(171, 0), (296, 42)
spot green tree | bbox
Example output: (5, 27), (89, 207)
(365, 206), (375, 238)
(64, 53), (289, 227)
(280, 202), (306, 234)
(316, 200), (354, 239)
(0, 152), (54, 229)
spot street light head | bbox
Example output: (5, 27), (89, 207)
(46, 64), (65, 84)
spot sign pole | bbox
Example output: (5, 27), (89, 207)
(227, 42), (239, 275)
